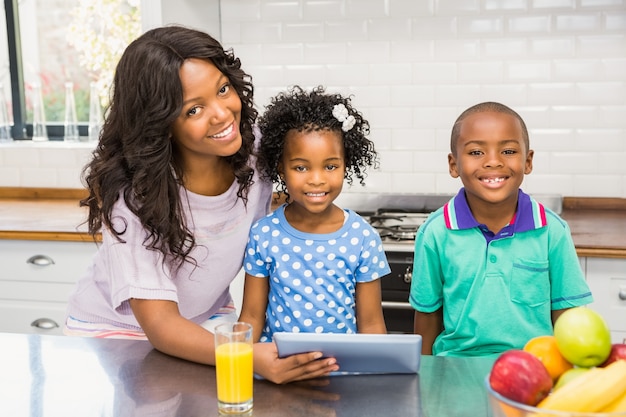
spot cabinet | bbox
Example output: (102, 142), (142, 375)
(0, 239), (97, 335)
(585, 257), (626, 343)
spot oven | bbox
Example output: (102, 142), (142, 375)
(363, 209), (433, 334)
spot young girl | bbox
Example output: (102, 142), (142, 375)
(239, 86), (390, 342)
(64, 26), (337, 383)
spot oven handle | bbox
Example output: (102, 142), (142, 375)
(381, 301), (414, 310)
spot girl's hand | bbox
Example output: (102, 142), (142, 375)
(253, 342), (339, 384)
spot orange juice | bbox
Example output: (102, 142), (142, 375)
(215, 341), (253, 404)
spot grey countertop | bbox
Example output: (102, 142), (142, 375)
(1, 332), (496, 417)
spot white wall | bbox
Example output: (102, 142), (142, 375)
(1, 0), (625, 198)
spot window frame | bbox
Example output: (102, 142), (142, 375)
(4, 0), (88, 140)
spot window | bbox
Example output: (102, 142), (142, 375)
(1, 0), (140, 140)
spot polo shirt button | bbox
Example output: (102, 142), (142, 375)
(489, 255), (497, 263)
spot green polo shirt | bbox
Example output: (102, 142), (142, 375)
(409, 189), (593, 357)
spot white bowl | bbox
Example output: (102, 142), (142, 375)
(485, 377), (626, 417)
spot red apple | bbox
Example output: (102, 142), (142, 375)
(600, 343), (626, 367)
(489, 350), (553, 406)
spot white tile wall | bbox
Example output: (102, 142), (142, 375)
(2, 0), (625, 198)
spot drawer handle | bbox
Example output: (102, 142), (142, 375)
(26, 254), (55, 267)
(619, 288), (626, 301)
(381, 301), (414, 310)
(31, 318), (59, 330)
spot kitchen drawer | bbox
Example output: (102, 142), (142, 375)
(0, 280), (76, 303)
(586, 257), (626, 334)
(0, 300), (66, 335)
(0, 239), (97, 283)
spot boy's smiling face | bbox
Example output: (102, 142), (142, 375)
(448, 111), (534, 212)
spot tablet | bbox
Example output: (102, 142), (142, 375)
(274, 332), (422, 375)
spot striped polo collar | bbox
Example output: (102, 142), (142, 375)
(443, 188), (547, 232)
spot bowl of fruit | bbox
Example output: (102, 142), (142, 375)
(486, 307), (626, 416)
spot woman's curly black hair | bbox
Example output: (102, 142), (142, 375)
(80, 26), (257, 269)
(257, 85), (378, 199)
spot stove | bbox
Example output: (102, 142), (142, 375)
(359, 208), (432, 334)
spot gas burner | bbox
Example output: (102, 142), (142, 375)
(367, 210), (430, 242)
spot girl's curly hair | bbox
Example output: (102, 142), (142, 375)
(257, 86), (378, 198)
(80, 26), (257, 269)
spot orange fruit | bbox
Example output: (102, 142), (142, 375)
(523, 335), (573, 381)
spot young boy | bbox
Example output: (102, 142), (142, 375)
(410, 102), (593, 357)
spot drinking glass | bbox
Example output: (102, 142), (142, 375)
(63, 82), (79, 142)
(88, 82), (102, 142)
(214, 322), (253, 415)
(0, 83), (11, 142)
(31, 83), (48, 142)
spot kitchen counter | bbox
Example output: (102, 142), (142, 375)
(0, 331), (496, 417)
(1, 188), (625, 257)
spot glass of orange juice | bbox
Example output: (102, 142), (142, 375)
(215, 322), (253, 415)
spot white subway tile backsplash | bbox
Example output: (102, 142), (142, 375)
(391, 172), (437, 193)
(577, 34), (626, 57)
(435, 85), (482, 106)
(368, 18), (412, 41)
(506, 60), (552, 81)
(552, 59), (603, 81)
(507, 15), (551, 33)
(484, 0), (528, 11)
(220, 0), (261, 22)
(529, 38), (575, 58)
(304, 43), (348, 64)
(261, 1), (302, 21)
(345, 0), (387, 17)
(605, 11), (626, 31)
(435, 0), (481, 15)
(390, 85), (435, 106)
(283, 23), (325, 42)
(527, 83), (576, 105)
(457, 16), (504, 36)
(552, 152), (598, 174)
(392, 128), (436, 150)
(551, 105), (599, 128)
(529, 129), (574, 152)
(480, 84), (528, 105)
(388, 0), (434, 17)
(577, 82), (626, 105)
(434, 39), (481, 60)
(482, 38), (528, 58)
(303, 1), (344, 20)
(325, 20), (368, 41)
(573, 174), (624, 197)
(412, 62), (457, 83)
(603, 58), (626, 80)
(4, 0), (625, 198)
(531, 0), (575, 9)
(240, 22), (281, 43)
(555, 14), (601, 32)
(261, 43), (304, 64)
(369, 63), (412, 85)
(412, 16), (458, 39)
(575, 129), (625, 151)
(457, 61), (505, 83)
(391, 40), (434, 62)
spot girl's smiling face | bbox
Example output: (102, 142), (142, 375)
(170, 58), (242, 163)
(448, 111), (534, 211)
(279, 128), (346, 218)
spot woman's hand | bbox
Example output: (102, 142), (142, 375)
(253, 342), (339, 384)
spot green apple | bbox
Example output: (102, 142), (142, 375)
(553, 307), (611, 368)
(553, 367), (591, 390)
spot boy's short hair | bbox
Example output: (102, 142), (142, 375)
(450, 102), (529, 155)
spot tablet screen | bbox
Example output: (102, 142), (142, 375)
(274, 332), (422, 375)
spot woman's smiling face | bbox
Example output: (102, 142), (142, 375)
(448, 111), (534, 210)
(170, 58), (243, 162)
